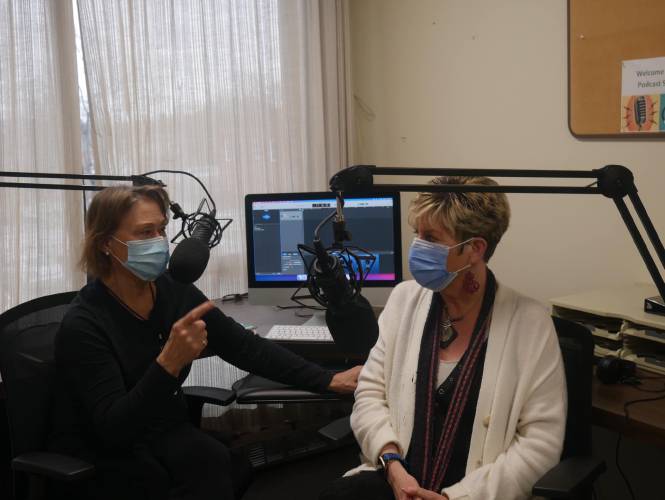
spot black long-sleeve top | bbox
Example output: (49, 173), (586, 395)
(51, 273), (334, 455)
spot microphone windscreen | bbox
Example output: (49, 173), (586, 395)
(325, 294), (379, 360)
(168, 238), (210, 284)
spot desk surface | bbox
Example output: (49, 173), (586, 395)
(551, 283), (665, 330)
(592, 370), (665, 447)
(213, 299), (309, 335)
(212, 299), (364, 365)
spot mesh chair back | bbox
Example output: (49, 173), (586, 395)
(0, 292), (77, 458)
(552, 316), (594, 459)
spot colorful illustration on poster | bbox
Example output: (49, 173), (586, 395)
(621, 94), (660, 132)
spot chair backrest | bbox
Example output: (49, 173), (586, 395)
(552, 316), (594, 459)
(0, 292), (77, 458)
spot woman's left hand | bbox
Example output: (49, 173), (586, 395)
(327, 365), (362, 394)
(401, 486), (449, 500)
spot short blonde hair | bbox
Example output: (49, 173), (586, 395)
(408, 176), (510, 261)
(80, 185), (170, 278)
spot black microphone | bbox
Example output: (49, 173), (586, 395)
(169, 203), (225, 284)
(309, 241), (379, 359)
(311, 240), (355, 310)
(295, 201), (379, 359)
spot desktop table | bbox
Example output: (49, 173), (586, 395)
(592, 370), (665, 448)
(213, 298), (309, 336)
(212, 297), (366, 366)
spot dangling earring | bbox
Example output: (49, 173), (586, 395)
(463, 271), (480, 294)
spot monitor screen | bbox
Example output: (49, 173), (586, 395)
(245, 191), (402, 306)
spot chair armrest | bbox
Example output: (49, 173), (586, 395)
(183, 386), (236, 406)
(318, 416), (353, 442)
(12, 452), (95, 482)
(532, 456), (606, 498)
(232, 374), (348, 404)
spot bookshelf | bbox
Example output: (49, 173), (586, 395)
(552, 284), (665, 375)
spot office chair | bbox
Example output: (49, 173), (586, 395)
(0, 291), (238, 500)
(532, 316), (606, 499)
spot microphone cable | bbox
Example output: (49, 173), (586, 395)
(142, 169), (216, 209)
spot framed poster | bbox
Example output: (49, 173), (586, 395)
(568, 0), (665, 137)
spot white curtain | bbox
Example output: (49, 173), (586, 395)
(76, 0), (349, 405)
(0, 0), (85, 313)
(320, 0), (352, 176)
(76, 0), (348, 300)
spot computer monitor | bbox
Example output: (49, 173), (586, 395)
(245, 191), (402, 307)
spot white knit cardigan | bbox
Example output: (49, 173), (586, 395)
(346, 280), (567, 500)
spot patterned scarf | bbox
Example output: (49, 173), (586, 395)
(407, 274), (496, 492)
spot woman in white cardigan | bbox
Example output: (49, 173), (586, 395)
(320, 176), (567, 500)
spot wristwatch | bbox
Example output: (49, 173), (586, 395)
(378, 452), (407, 474)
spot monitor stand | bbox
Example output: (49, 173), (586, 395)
(302, 311), (327, 327)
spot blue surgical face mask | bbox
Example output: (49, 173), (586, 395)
(408, 237), (472, 291)
(111, 236), (169, 282)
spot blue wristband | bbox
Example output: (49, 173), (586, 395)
(379, 452), (407, 473)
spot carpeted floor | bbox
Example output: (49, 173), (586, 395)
(241, 444), (361, 500)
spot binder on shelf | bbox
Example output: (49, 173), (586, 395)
(622, 335), (665, 375)
(622, 321), (665, 345)
(551, 285), (665, 376)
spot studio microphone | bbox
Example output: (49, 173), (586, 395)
(310, 239), (355, 311)
(294, 196), (379, 359)
(168, 200), (231, 284)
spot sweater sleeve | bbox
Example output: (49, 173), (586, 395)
(349, 284), (405, 465)
(442, 315), (567, 500)
(55, 317), (181, 451)
(186, 287), (334, 393)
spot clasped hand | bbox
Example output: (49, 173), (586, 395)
(387, 462), (448, 500)
(400, 486), (448, 500)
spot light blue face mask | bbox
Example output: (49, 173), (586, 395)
(408, 237), (472, 291)
(111, 236), (169, 282)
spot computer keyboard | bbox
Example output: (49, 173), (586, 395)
(266, 324), (333, 342)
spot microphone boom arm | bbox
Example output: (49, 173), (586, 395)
(0, 171), (162, 191)
(330, 164), (665, 315)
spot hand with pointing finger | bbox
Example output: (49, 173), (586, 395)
(157, 301), (215, 377)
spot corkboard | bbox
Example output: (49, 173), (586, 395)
(568, 0), (665, 137)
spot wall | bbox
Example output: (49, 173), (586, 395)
(348, 0), (665, 303)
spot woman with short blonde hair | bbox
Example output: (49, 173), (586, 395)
(322, 176), (566, 500)
(408, 176), (510, 263)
